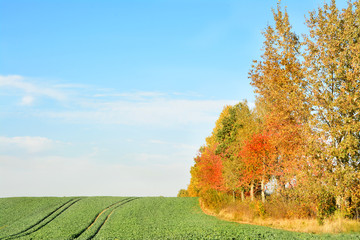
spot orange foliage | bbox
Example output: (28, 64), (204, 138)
(240, 131), (275, 183)
(195, 145), (225, 192)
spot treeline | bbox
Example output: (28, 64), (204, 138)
(180, 0), (360, 224)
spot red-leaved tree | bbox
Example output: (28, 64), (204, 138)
(241, 131), (275, 202)
(195, 145), (225, 192)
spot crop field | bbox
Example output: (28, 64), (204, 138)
(0, 197), (359, 240)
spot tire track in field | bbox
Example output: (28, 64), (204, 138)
(88, 198), (139, 240)
(1, 198), (82, 240)
(74, 197), (138, 240)
(0, 198), (77, 240)
(72, 197), (133, 239)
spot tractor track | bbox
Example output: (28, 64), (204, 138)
(1, 198), (82, 240)
(74, 197), (138, 240)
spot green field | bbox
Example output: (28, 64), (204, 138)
(0, 197), (358, 240)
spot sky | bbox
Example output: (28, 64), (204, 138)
(0, 0), (348, 197)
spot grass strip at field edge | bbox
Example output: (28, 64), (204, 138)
(1, 198), (82, 240)
(74, 197), (139, 240)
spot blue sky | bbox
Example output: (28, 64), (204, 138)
(0, 0), (347, 197)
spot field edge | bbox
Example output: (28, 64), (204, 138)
(197, 198), (360, 235)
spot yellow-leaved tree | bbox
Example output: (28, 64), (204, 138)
(303, 0), (360, 218)
(249, 3), (309, 195)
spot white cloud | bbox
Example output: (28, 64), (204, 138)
(0, 136), (55, 153)
(0, 155), (191, 197)
(1, 75), (239, 128)
(44, 99), (238, 127)
(20, 95), (35, 106)
(54, 83), (89, 89)
(149, 139), (198, 152)
(0, 76), (240, 197)
(124, 153), (173, 164)
(94, 91), (167, 100)
(149, 139), (168, 144)
(0, 133), (196, 197)
(0, 75), (66, 102)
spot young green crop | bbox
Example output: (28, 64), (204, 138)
(16, 197), (127, 240)
(0, 197), (73, 239)
(96, 197), (357, 240)
(1, 197), (359, 239)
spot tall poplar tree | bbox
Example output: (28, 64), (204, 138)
(249, 3), (308, 190)
(303, 0), (360, 213)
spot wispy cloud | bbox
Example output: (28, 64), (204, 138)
(149, 139), (198, 152)
(94, 91), (167, 100)
(20, 95), (35, 106)
(1, 75), (238, 128)
(0, 75), (66, 105)
(43, 99), (237, 126)
(0, 75), (237, 196)
(0, 136), (56, 153)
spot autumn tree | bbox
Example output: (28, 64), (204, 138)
(187, 162), (201, 197)
(215, 102), (257, 201)
(205, 105), (232, 148)
(186, 0), (360, 221)
(241, 132), (275, 203)
(187, 106), (232, 197)
(249, 3), (309, 192)
(193, 145), (225, 192)
(303, 0), (360, 215)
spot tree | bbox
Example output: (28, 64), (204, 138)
(241, 131), (275, 202)
(215, 102), (257, 201)
(205, 105), (232, 148)
(303, 0), (360, 214)
(177, 189), (189, 197)
(195, 145), (225, 192)
(187, 163), (201, 197)
(187, 0), (360, 220)
(249, 2), (309, 192)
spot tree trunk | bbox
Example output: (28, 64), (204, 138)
(261, 177), (265, 203)
(250, 181), (254, 201)
(232, 191), (236, 202)
(336, 196), (342, 211)
(241, 190), (245, 202)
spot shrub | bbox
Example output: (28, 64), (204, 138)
(200, 189), (231, 213)
(316, 189), (336, 225)
(264, 194), (316, 219)
(177, 189), (189, 197)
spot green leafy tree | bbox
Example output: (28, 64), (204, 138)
(215, 102), (257, 201)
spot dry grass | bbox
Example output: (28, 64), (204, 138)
(199, 199), (360, 234)
(249, 218), (360, 234)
